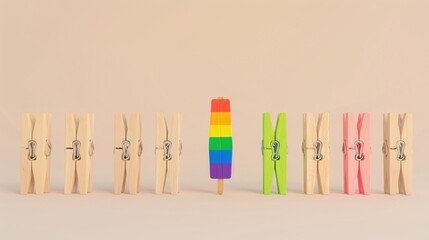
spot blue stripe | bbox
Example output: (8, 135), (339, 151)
(209, 150), (232, 164)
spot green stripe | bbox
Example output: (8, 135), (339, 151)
(209, 137), (233, 150)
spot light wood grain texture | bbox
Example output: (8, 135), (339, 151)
(383, 114), (389, 194)
(155, 113), (167, 194)
(64, 113), (94, 195)
(114, 113), (142, 194)
(155, 113), (182, 194)
(169, 113), (182, 195)
(114, 113), (126, 194)
(303, 113), (316, 194)
(386, 113), (401, 194)
(383, 113), (412, 195)
(128, 113), (142, 194)
(45, 114), (52, 193)
(20, 113), (33, 195)
(20, 113), (51, 195)
(303, 112), (329, 195)
(399, 113), (412, 195)
(64, 113), (77, 194)
(317, 113), (329, 194)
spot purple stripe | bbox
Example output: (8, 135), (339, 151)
(222, 164), (232, 179)
(210, 164), (232, 179)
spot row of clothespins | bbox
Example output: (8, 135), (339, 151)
(21, 112), (182, 195)
(20, 98), (412, 196)
(263, 111), (412, 196)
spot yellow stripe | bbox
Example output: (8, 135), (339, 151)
(210, 125), (232, 137)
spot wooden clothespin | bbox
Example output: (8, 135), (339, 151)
(343, 112), (370, 194)
(383, 113), (412, 195)
(114, 113), (142, 194)
(262, 112), (287, 195)
(209, 97), (233, 195)
(20, 113), (52, 195)
(302, 112), (329, 194)
(64, 113), (94, 195)
(155, 113), (182, 194)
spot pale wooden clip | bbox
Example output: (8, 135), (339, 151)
(303, 112), (329, 194)
(383, 113), (412, 195)
(155, 113), (182, 194)
(114, 113), (142, 194)
(64, 113), (94, 195)
(20, 113), (52, 195)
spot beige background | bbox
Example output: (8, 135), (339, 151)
(0, 0), (428, 239)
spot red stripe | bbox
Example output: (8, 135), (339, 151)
(211, 99), (230, 112)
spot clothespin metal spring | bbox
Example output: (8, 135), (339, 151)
(262, 140), (281, 161)
(342, 140), (365, 161)
(301, 140), (324, 161)
(156, 140), (181, 161)
(72, 140), (81, 161)
(354, 140), (364, 161)
(27, 140), (37, 161)
(382, 140), (406, 161)
(163, 140), (172, 161)
(270, 140), (281, 161)
(27, 139), (51, 161)
(121, 140), (131, 161)
(67, 140), (94, 161)
(313, 140), (323, 161)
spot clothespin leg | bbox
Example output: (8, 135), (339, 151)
(76, 163), (90, 194)
(317, 162), (329, 195)
(304, 159), (316, 194)
(114, 154), (126, 194)
(45, 159), (50, 193)
(388, 157), (400, 194)
(358, 161), (371, 194)
(344, 157), (358, 194)
(275, 163), (287, 195)
(155, 166), (167, 194)
(169, 161), (179, 195)
(263, 161), (274, 195)
(20, 153), (32, 194)
(88, 165), (93, 193)
(128, 161), (140, 194)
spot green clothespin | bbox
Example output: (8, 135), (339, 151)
(262, 113), (287, 195)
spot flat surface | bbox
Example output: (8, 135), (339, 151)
(1, 1), (428, 239)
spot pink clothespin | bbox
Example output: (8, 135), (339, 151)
(342, 113), (370, 194)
